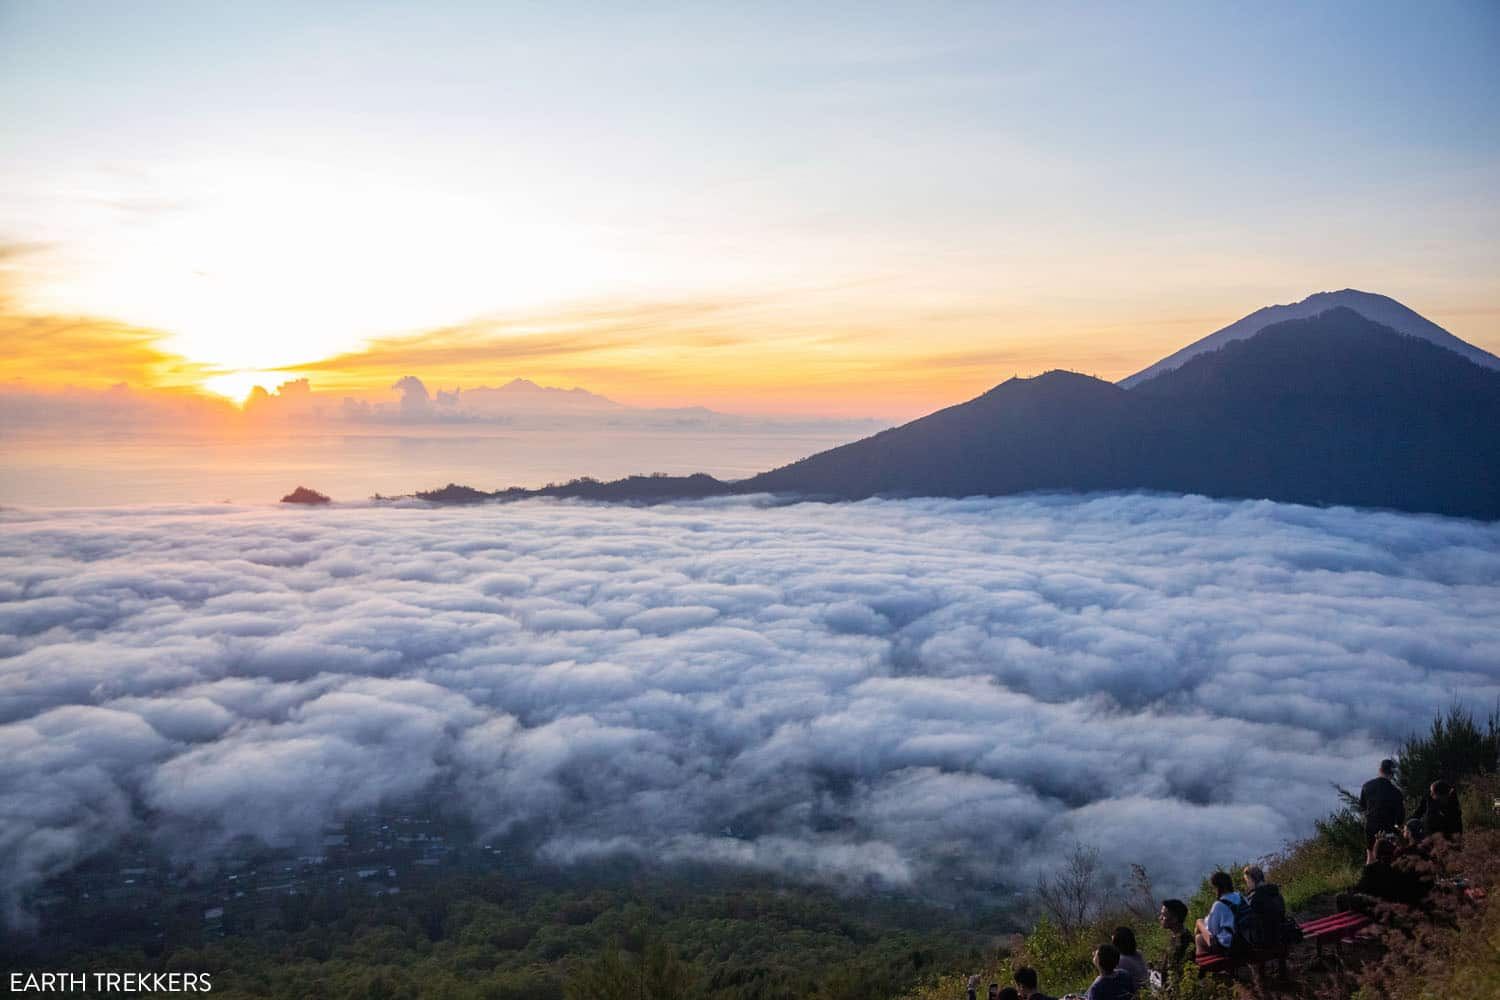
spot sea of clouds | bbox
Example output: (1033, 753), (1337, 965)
(3, 493), (1499, 925)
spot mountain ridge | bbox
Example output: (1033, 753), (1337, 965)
(381, 296), (1500, 520)
(738, 307), (1500, 518)
(1119, 289), (1500, 387)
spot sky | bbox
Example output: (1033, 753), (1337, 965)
(2, 1), (1498, 418)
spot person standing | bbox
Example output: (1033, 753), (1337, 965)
(1359, 759), (1406, 862)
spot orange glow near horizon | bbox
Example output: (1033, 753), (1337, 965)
(6, 276), (1500, 422)
(200, 370), (301, 405)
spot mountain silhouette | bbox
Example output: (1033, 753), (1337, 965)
(738, 307), (1500, 519)
(1119, 288), (1500, 387)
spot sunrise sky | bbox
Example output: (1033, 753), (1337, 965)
(2, 1), (1498, 418)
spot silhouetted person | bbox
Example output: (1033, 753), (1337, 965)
(1111, 926), (1148, 990)
(1155, 899), (1193, 989)
(1240, 865), (1291, 978)
(1241, 865), (1287, 948)
(998, 989), (1020, 1000)
(1195, 872), (1244, 956)
(1404, 817), (1425, 844)
(1338, 837), (1432, 912)
(1413, 780), (1463, 840)
(1359, 759), (1405, 862)
(1011, 966), (1054, 1000)
(1085, 943), (1135, 999)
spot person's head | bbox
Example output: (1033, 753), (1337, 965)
(1159, 899), (1188, 930)
(1374, 837), (1397, 863)
(1210, 871), (1234, 897)
(1242, 864), (1266, 890)
(1111, 926), (1138, 956)
(987, 984), (998, 1000)
(1379, 758), (1396, 778)
(1431, 779), (1453, 799)
(1093, 943), (1120, 975)
(998, 989), (1020, 1000)
(1012, 967), (1038, 994)
(1405, 817), (1425, 843)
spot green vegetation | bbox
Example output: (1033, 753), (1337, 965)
(10, 870), (996, 1000)
(1398, 704), (1500, 827)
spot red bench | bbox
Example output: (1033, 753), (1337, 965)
(1300, 910), (1374, 954)
(1193, 911), (1374, 976)
(1194, 947), (1281, 977)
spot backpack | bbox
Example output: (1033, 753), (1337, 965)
(1240, 885), (1287, 951)
(1212, 895), (1252, 957)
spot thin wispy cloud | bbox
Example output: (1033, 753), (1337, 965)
(0, 292), (210, 394)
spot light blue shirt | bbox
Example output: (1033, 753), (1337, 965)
(1206, 892), (1244, 949)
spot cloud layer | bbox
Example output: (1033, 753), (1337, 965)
(3, 494), (1498, 924)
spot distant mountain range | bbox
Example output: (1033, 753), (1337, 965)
(458, 378), (626, 415)
(389, 291), (1500, 520)
(242, 373), (881, 433)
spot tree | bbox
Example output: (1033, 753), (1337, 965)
(1398, 704), (1500, 805)
(1035, 842), (1102, 935)
(564, 940), (635, 1000)
(563, 932), (693, 1000)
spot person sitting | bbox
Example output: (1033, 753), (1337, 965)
(1359, 759), (1406, 862)
(1011, 967), (1055, 1000)
(1403, 817), (1426, 846)
(1111, 926), (1148, 990)
(1414, 780), (1464, 841)
(1154, 899), (1194, 988)
(1240, 864), (1293, 978)
(1241, 865), (1288, 947)
(1195, 872), (1244, 956)
(1339, 836), (1434, 912)
(1082, 943), (1136, 999)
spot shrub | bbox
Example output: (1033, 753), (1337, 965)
(1397, 705), (1500, 807)
(1350, 829), (1500, 999)
(1311, 788), (1368, 869)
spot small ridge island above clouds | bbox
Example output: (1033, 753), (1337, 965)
(280, 486), (332, 505)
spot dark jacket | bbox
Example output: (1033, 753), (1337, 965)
(1414, 793), (1464, 838)
(1244, 883), (1288, 948)
(1084, 969), (1136, 999)
(1352, 859), (1431, 907)
(1155, 927), (1194, 984)
(1359, 776), (1405, 837)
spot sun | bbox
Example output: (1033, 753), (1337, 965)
(201, 370), (278, 405)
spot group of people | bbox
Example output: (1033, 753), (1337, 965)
(965, 759), (1468, 1000)
(1193, 865), (1290, 961)
(1345, 758), (1466, 912)
(965, 905), (1197, 1000)
(1359, 758), (1464, 862)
